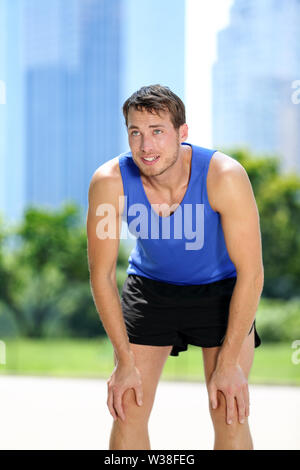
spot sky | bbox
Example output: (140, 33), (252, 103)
(185, 0), (234, 148)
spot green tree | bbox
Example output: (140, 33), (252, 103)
(1, 202), (129, 337)
(221, 147), (300, 298)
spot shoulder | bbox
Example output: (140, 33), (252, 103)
(88, 156), (124, 213)
(90, 155), (123, 183)
(209, 150), (245, 176)
(89, 157), (123, 197)
(207, 151), (252, 213)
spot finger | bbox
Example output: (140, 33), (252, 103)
(226, 393), (235, 425)
(107, 388), (118, 421)
(235, 391), (246, 424)
(135, 385), (143, 407)
(114, 391), (126, 422)
(209, 384), (218, 410)
(243, 384), (250, 417)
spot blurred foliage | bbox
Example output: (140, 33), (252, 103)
(0, 202), (130, 339)
(0, 147), (300, 341)
(256, 297), (300, 342)
(221, 147), (300, 299)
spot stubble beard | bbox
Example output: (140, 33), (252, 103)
(137, 135), (181, 178)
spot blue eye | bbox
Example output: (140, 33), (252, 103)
(154, 129), (162, 134)
(131, 131), (140, 136)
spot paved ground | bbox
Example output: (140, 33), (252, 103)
(0, 375), (299, 450)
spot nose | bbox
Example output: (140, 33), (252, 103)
(141, 135), (154, 154)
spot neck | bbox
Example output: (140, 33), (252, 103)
(141, 144), (191, 194)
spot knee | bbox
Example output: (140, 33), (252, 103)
(122, 388), (138, 410)
(209, 390), (245, 435)
(118, 388), (149, 426)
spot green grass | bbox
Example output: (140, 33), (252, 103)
(0, 337), (299, 385)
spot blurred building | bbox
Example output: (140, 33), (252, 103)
(0, 0), (25, 222)
(0, 0), (185, 223)
(24, 0), (122, 212)
(212, 0), (300, 174)
(118, 0), (185, 152)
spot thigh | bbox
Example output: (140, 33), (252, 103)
(121, 274), (180, 351)
(175, 276), (238, 349)
(112, 343), (172, 423)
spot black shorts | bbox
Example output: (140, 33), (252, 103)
(121, 274), (261, 357)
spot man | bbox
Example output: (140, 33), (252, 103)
(86, 84), (264, 450)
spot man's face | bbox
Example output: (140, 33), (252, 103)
(127, 107), (187, 177)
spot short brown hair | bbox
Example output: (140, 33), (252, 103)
(122, 84), (186, 130)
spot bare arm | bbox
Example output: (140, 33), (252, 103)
(86, 168), (133, 363)
(215, 160), (264, 365)
(207, 155), (264, 425)
(87, 166), (143, 421)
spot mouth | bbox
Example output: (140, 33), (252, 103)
(141, 155), (160, 165)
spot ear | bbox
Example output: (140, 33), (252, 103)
(179, 123), (188, 143)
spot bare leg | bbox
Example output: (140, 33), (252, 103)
(202, 328), (255, 450)
(108, 343), (172, 450)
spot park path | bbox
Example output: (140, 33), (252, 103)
(0, 375), (299, 450)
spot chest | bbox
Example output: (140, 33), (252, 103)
(141, 169), (217, 217)
(142, 185), (187, 217)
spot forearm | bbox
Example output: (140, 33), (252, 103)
(89, 272), (134, 364)
(217, 271), (264, 366)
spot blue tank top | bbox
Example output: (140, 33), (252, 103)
(118, 142), (237, 285)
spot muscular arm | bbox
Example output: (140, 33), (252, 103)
(213, 157), (264, 365)
(86, 167), (134, 364)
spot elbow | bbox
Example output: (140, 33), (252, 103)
(89, 265), (116, 284)
(252, 267), (264, 292)
(257, 268), (264, 289)
(236, 266), (264, 289)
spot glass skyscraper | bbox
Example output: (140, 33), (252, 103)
(0, 0), (185, 222)
(212, 0), (300, 173)
(24, 0), (122, 214)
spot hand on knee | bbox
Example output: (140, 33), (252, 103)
(210, 390), (245, 427)
(117, 388), (149, 427)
